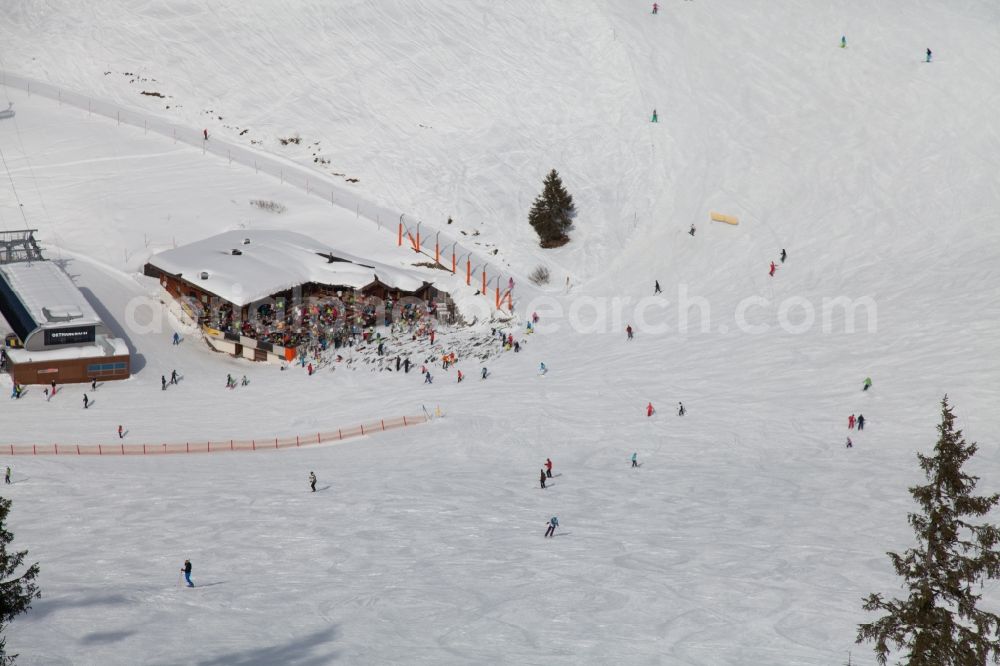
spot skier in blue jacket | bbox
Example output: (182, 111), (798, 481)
(544, 517), (559, 538)
(181, 559), (194, 587)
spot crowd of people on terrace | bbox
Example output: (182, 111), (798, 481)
(211, 291), (446, 356)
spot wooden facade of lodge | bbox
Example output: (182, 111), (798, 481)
(2, 353), (129, 385)
(145, 265), (451, 326)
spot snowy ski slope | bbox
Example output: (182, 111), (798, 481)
(2, 1), (1000, 664)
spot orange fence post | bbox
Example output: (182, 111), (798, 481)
(482, 270), (487, 295)
(451, 251), (456, 273)
(398, 222), (403, 246)
(507, 291), (513, 310)
(495, 286), (501, 309)
(415, 230), (421, 253)
(435, 241), (440, 265)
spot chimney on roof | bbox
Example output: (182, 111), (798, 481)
(200, 271), (209, 280)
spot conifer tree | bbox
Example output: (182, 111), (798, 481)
(0, 497), (40, 666)
(857, 396), (1000, 665)
(528, 169), (576, 247)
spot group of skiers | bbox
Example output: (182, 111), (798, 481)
(646, 401), (684, 417)
(161, 370), (180, 390)
(540, 458), (559, 537)
(769, 249), (788, 277)
(225, 374), (250, 389)
(408, 325), (531, 388)
(540, 458), (553, 488)
(539, 448), (644, 536)
(845, 377), (873, 448)
(11, 379), (61, 401)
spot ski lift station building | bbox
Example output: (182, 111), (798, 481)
(0, 230), (130, 385)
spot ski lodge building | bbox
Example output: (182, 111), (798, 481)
(143, 229), (451, 363)
(0, 230), (130, 385)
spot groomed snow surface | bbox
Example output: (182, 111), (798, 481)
(2, 1), (1000, 664)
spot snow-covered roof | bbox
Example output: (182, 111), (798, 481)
(5, 335), (128, 363)
(147, 229), (433, 306)
(0, 260), (104, 341)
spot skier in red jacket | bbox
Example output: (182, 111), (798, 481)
(769, 261), (777, 277)
(647, 402), (655, 417)
(848, 414), (855, 429)
(545, 458), (553, 478)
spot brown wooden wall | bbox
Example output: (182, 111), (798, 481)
(9, 354), (130, 385)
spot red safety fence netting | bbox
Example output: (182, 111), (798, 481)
(1, 415), (428, 456)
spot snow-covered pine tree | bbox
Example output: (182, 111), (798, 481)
(0, 497), (40, 666)
(528, 169), (576, 247)
(856, 395), (1000, 665)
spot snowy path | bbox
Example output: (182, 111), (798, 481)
(0, 69), (522, 312)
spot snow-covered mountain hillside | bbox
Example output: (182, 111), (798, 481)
(1, 1), (1000, 664)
